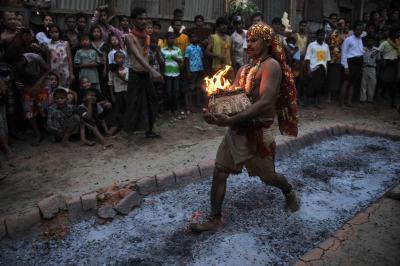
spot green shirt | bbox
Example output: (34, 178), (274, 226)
(161, 46), (182, 77)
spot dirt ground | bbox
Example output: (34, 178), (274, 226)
(1, 102), (400, 216)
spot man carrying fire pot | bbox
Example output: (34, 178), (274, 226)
(190, 23), (300, 233)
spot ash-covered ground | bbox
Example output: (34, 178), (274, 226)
(1, 136), (400, 266)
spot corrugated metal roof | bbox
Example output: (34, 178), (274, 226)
(54, 0), (106, 12)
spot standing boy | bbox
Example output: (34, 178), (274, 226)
(360, 35), (380, 103)
(305, 29), (331, 108)
(185, 32), (204, 110)
(108, 51), (129, 129)
(162, 32), (183, 116)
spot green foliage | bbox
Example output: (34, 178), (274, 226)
(227, 0), (260, 23)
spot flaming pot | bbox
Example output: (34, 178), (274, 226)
(208, 89), (251, 116)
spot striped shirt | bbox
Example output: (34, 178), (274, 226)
(161, 46), (182, 77)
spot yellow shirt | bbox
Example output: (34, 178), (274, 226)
(295, 33), (308, 56)
(174, 33), (190, 55)
(211, 33), (232, 70)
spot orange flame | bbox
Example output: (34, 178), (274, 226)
(204, 65), (237, 96)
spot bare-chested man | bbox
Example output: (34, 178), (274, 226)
(190, 23), (300, 232)
(124, 7), (163, 138)
(0, 11), (18, 47)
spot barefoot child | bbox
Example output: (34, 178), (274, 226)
(108, 51), (128, 130)
(47, 88), (80, 145)
(74, 35), (101, 91)
(46, 24), (74, 88)
(78, 88), (113, 147)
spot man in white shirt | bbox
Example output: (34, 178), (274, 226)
(305, 29), (331, 108)
(167, 9), (186, 34)
(231, 16), (248, 72)
(340, 22), (364, 107)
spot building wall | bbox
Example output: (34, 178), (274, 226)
(251, 0), (290, 24)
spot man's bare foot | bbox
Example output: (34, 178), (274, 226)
(81, 140), (96, 146)
(285, 190), (300, 212)
(189, 216), (223, 233)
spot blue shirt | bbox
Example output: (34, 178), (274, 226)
(185, 44), (204, 72)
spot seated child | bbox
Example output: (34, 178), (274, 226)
(78, 88), (115, 147)
(47, 72), (77, 105)
(47, 88), (80, 145)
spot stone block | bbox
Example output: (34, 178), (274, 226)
(385, 132), (400, 141)
(332, 125), (346, 136)
(0, 217), (6, 239)
(315, 128), (329, 140)
(198, 159), (215, 179)
(5, 207), (41, 238)
(348, 212), (369, 225)
(300, 247), (324, 262)
(362, 127), (377, 137)
(114, 191), (142, 215)
(174, 166), (201, 187)
(386, 184), (400, 201)
(66, 196), (84, 221)
(136, 176), (157, 196)
(345, 125), (362, 135)
(97, 206), (117, 219)
(37, 194), (67, 219)
(155, 172), (176, 191)
(81, 192), (97, 211)
(322, 126), (333, 138)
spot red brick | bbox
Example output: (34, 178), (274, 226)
(300, 248), (324, 262)
(348, 212), (369, 225)
(334, 223), (353, 241)
(135, 176), (157, 196)
(366, 201), (382, 215)
(5, 207), (41, 238)
(293, 261), (308, 266)
(174, 166), (201, 187)
(37, 194), (67, 219)
(155, 172), (176, 191)
(198, 159), (215, 179)
(0, 217), (6, 239)
(66, 196), (84, 221)
(81, 192), (97, 211)
(318, 237), (336, 251)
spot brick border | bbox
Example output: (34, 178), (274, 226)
(1, 124), (399, 241)
(293, 191), (399, 266)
